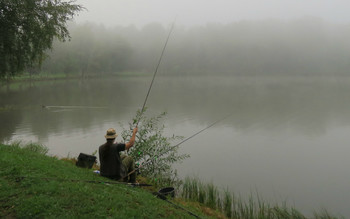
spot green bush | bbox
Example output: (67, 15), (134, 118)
(121, 109), (189, 186)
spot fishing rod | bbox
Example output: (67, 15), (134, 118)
(137, 20), (176, 125)
(16, 176), (152, 187)
(172, 113), (233, 148)
(126, 113), (233, 177)
(153, 192), (201, 218)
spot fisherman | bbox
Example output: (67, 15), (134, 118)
(99, 127), (138, 183)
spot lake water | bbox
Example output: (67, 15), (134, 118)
(1, 75), (350, 217)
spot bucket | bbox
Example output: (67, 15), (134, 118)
(76, 153), (96, 169)
(158, 187), (175, 198)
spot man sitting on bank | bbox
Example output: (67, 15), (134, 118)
(99, 127), (138, 183)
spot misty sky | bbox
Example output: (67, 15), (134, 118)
(74, 0), (350, 27)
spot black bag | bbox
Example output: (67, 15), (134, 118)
(76, 153), (96, 169)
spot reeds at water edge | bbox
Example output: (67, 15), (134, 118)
(179, 176), (341, 219)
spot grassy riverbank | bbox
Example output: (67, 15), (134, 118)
(0, 143), (211, 218)
(0, 142), (343, 218)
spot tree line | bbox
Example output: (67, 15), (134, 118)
(42, 18), (350, 77)
(2, 0), (350, 79)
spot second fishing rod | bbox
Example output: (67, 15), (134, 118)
(125, 113), (233, 178)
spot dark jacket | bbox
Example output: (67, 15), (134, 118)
(99, 142), (126, 180)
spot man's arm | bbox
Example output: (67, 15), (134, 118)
(125, 126), (138, 150)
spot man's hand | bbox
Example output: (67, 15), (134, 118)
(133, 126), (138, 134)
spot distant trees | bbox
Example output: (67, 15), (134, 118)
(42, 23), (133, 76)
(2, 5), (350, 79)
(42, 18), (350, 77)
(0, 0), (82, 79)
(166, 18), (350, 76)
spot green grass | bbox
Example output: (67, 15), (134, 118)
(1, 142), (343, 219)
(0, 143), (208, 218)
(180, 176), (343, 219)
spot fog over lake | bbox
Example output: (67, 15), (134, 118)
(1, 75), (350, 217)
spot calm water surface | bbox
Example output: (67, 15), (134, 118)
(1, 75), (350, 217)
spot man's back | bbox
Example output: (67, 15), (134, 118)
(99, 142), (126, 180)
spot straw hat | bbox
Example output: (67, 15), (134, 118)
(105, 128), (118, 139)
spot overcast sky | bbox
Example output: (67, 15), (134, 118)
(74, 0), (350, 27)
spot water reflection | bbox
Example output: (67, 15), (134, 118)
(1, 76), (350, 152)
(2, 76), (350, 139)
